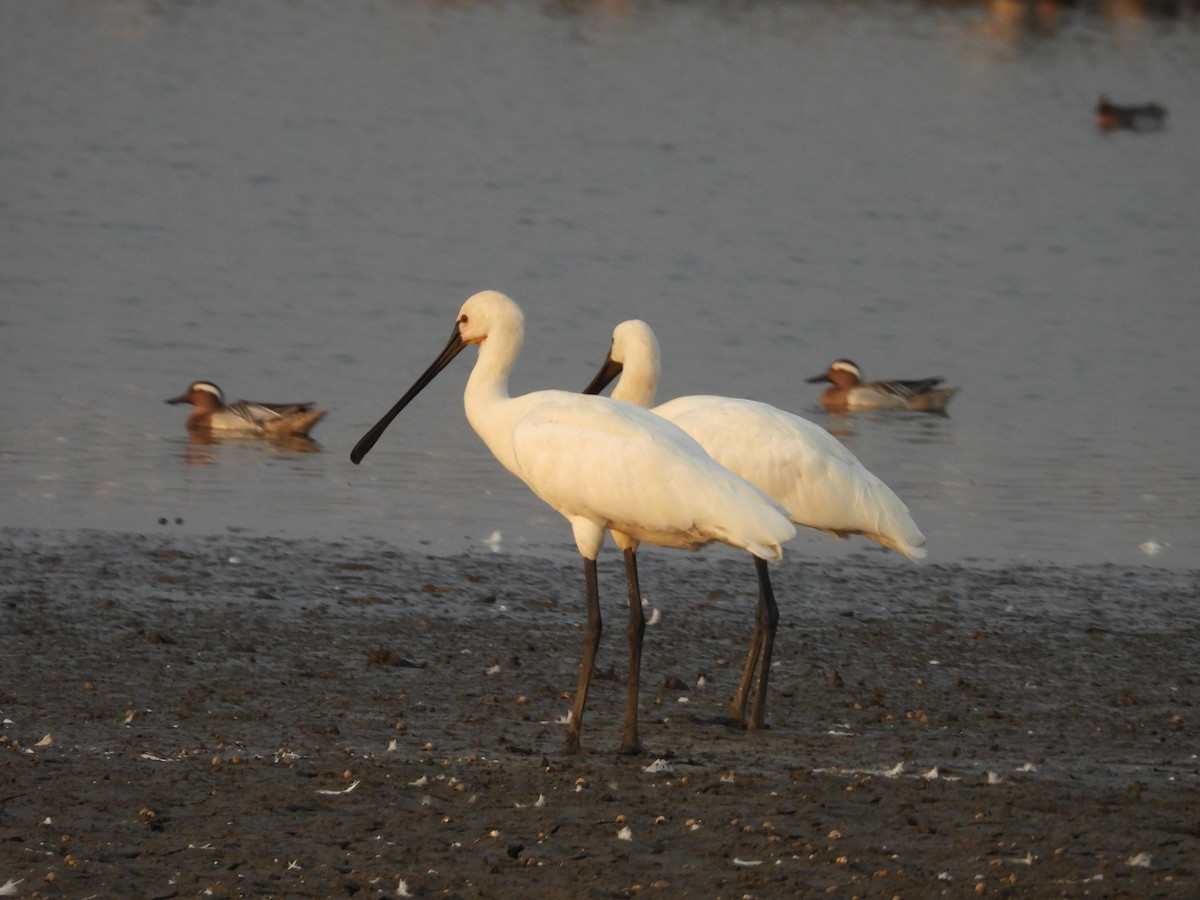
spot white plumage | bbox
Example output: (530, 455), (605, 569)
(655, 395), (925, 556)
(352, 292), (794, 754)
(584, 320), (926, 729)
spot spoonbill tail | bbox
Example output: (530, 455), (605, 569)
(584, 320), (926, 730)
(351, 291), (794, 754)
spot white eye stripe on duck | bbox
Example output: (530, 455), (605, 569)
(192, 382), (224, 399)
(829, 360), (861, 377)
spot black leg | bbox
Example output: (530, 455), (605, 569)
(747, 556), (779, 731)
(620, 547), (645, 755)
(563, 557), (601, 754)
(730, 557), (762, 726)
(730, 556), (779, 729)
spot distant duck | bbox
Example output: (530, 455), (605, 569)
(166, 381), (325, 436)
(806, 359), (958, 414)
(1095, 94), (1166, 132)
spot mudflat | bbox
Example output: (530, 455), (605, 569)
(1, 528), (1197, 897)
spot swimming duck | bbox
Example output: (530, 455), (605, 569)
(1095, 95), (1166, 132)
(806, 359), (958, 413)
(166, 381), (324, 436)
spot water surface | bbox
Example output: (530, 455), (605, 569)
(2, 0), (1198, 569)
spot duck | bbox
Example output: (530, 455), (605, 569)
(165, 381), (324, 436)
(806, 359), (958, 413)
(1095, 94), (1167, 132)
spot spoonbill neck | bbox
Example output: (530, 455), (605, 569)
(584, 319), (660, 407)
(462, 309), (521, 413)
(460, 306), (542, 480)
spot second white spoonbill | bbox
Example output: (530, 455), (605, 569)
(351, 291), (794, 754)
(584, 320), (926, 731)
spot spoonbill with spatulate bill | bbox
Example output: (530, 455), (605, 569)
(584, 320), (926, 731)
(351, 292), (795, 754)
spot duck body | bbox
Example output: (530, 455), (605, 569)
(1095, 94), (1166, 132)
(166, 381), (324, 436)
(806, 359), (958, 413)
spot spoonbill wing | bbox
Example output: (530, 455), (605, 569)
(655, 395), (926, 560)
(507, 392), (795, 559)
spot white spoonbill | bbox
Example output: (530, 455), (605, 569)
(584, 320), (926, 731)
(350, 291), (794, 754)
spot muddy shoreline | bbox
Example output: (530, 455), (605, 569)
(1, 528), (1197, 897)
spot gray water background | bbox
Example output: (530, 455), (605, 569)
(3, 0), (1198, 570)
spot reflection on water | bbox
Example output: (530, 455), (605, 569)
(966, 0), (1196, 60)
(975, 0), (1068, 44)
(820, 412), (958, 445)
(62, 0), (1200, 39)
(1, 0), (1198, 570)
(182, 429), (322, 462)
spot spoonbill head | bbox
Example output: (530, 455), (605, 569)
(585, 319), (927, 730)
(352, 291), (795, 753)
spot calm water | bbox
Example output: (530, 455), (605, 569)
(2, 0), (1198, 570)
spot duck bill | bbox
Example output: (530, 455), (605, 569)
(165, 393), (190, 405)
(350, 323), (467, 464)
(804, 373), (832, 384)
(581, 357), (623, 396)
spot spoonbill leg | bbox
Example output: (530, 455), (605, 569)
(620, 547), (646, 754)
(729, 557), (780, 730)
(563, 557), (602, 755)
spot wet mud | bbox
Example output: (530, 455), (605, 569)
(1, 528), (1197, 897)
